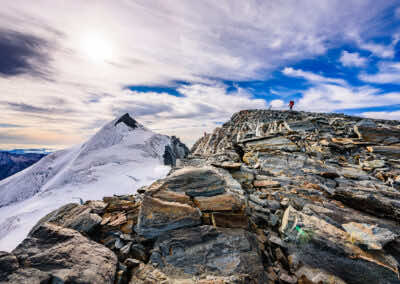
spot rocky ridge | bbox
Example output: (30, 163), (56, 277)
(1, 110), (400, 284)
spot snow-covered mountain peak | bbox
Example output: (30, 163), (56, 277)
(0, 115), (188, 251)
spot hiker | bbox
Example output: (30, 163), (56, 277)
(289, 100), (294, 110)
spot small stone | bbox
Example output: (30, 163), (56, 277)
(124, 258), (141, 268)
(115, 238), (124, 249)
(253, 180), (281, 188)
(279, 272), (297, 284)
(120, 242), (132, 256)
(131, 243), (148, 262)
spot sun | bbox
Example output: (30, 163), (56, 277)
(80, 33), (113, 63)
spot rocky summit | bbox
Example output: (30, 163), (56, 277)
(1, 109), (400, 284)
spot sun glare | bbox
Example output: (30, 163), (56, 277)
(81, 33), (113, 63)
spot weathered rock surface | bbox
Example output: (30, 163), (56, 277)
(150, 226), (267, 282)
(354, 119), (400, 144)
(146, 167), (226, 197)
(6, 223), (117, 283)
(135, 196), (202, 239)
(29, 203), (102, 236)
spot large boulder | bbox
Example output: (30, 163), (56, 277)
(146, 167), (226, 197)
(149, 225), (268, 282)
(7, 223), (117, 283)
(29, 203), (102, 236)
(280, 206), (400, 284)
(135, 196), (202, 239)
(354, 120), (400, 144)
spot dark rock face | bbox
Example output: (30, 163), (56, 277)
(0, 152), (45, 181)
(135, 196), (202, 239)
(0, 251), (19, 281)
(145, 167), (226, 197)
(163, 136), (189, 166)
(115, 113), (139, 129)
(29, 203), (102, 236)
(150, 225), (267, 282)
(6, 223), (117, 283)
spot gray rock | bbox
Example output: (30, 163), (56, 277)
(147, 167), (226, 197)
(0, 251), (19, 281)
(150, 225), (267, 282)
(10, 223), (117, 284)
(135, 196), (202, 239)
(29, 203), (101, 235)
(280, 206), (400, 284)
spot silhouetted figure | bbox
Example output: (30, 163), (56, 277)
(289, 100), (294, 110)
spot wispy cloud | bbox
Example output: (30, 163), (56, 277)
(297, 84), (400, 112)
(359, 62), (400, 84)
(282, 67), (346, 86)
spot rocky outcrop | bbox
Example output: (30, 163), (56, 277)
(188, 110), (400, 283)
(3, 109), (400, 284)
(3, 223), (117, 283)
(163, 136), (190, 166)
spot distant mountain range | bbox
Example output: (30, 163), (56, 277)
(5, 148), (53, 155)
(0, 151), (46, 181)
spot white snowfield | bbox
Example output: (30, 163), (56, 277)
(0, 116), (174, 251)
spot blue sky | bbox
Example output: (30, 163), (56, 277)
(0, 1), (399, 148)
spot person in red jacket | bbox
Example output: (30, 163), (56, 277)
(289, 100), (295, 110)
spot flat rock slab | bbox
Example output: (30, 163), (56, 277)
(148, 167), (226, 197)
(354, 120), (400, 144)
(342, 222), (398, 250)
(136, 196), (201, 239)
(150, 225), (267, 282)
(29, 203), (102, 235)
(280, 206), (400, 284)
(253, 179), (281, 188)
(10, 223), (117, 284)
(367, 146), (400, 158)
(244, 136), (299, 152)
(194, 193), (242, 212)
(152, 190), (192, 205)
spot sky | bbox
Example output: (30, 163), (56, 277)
(0, 1), (400, 149)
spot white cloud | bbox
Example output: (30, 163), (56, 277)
(269, 99), (285, 109)
(362, 111), (400, 121)
(296, 84), (400, 113)
(359, 61), (400, 84)
(339, 51), (367, 67)
(282, 67), (346, 85)
(0, 1), (398, 147)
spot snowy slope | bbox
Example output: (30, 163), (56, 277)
(0, 114), (184, 251)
